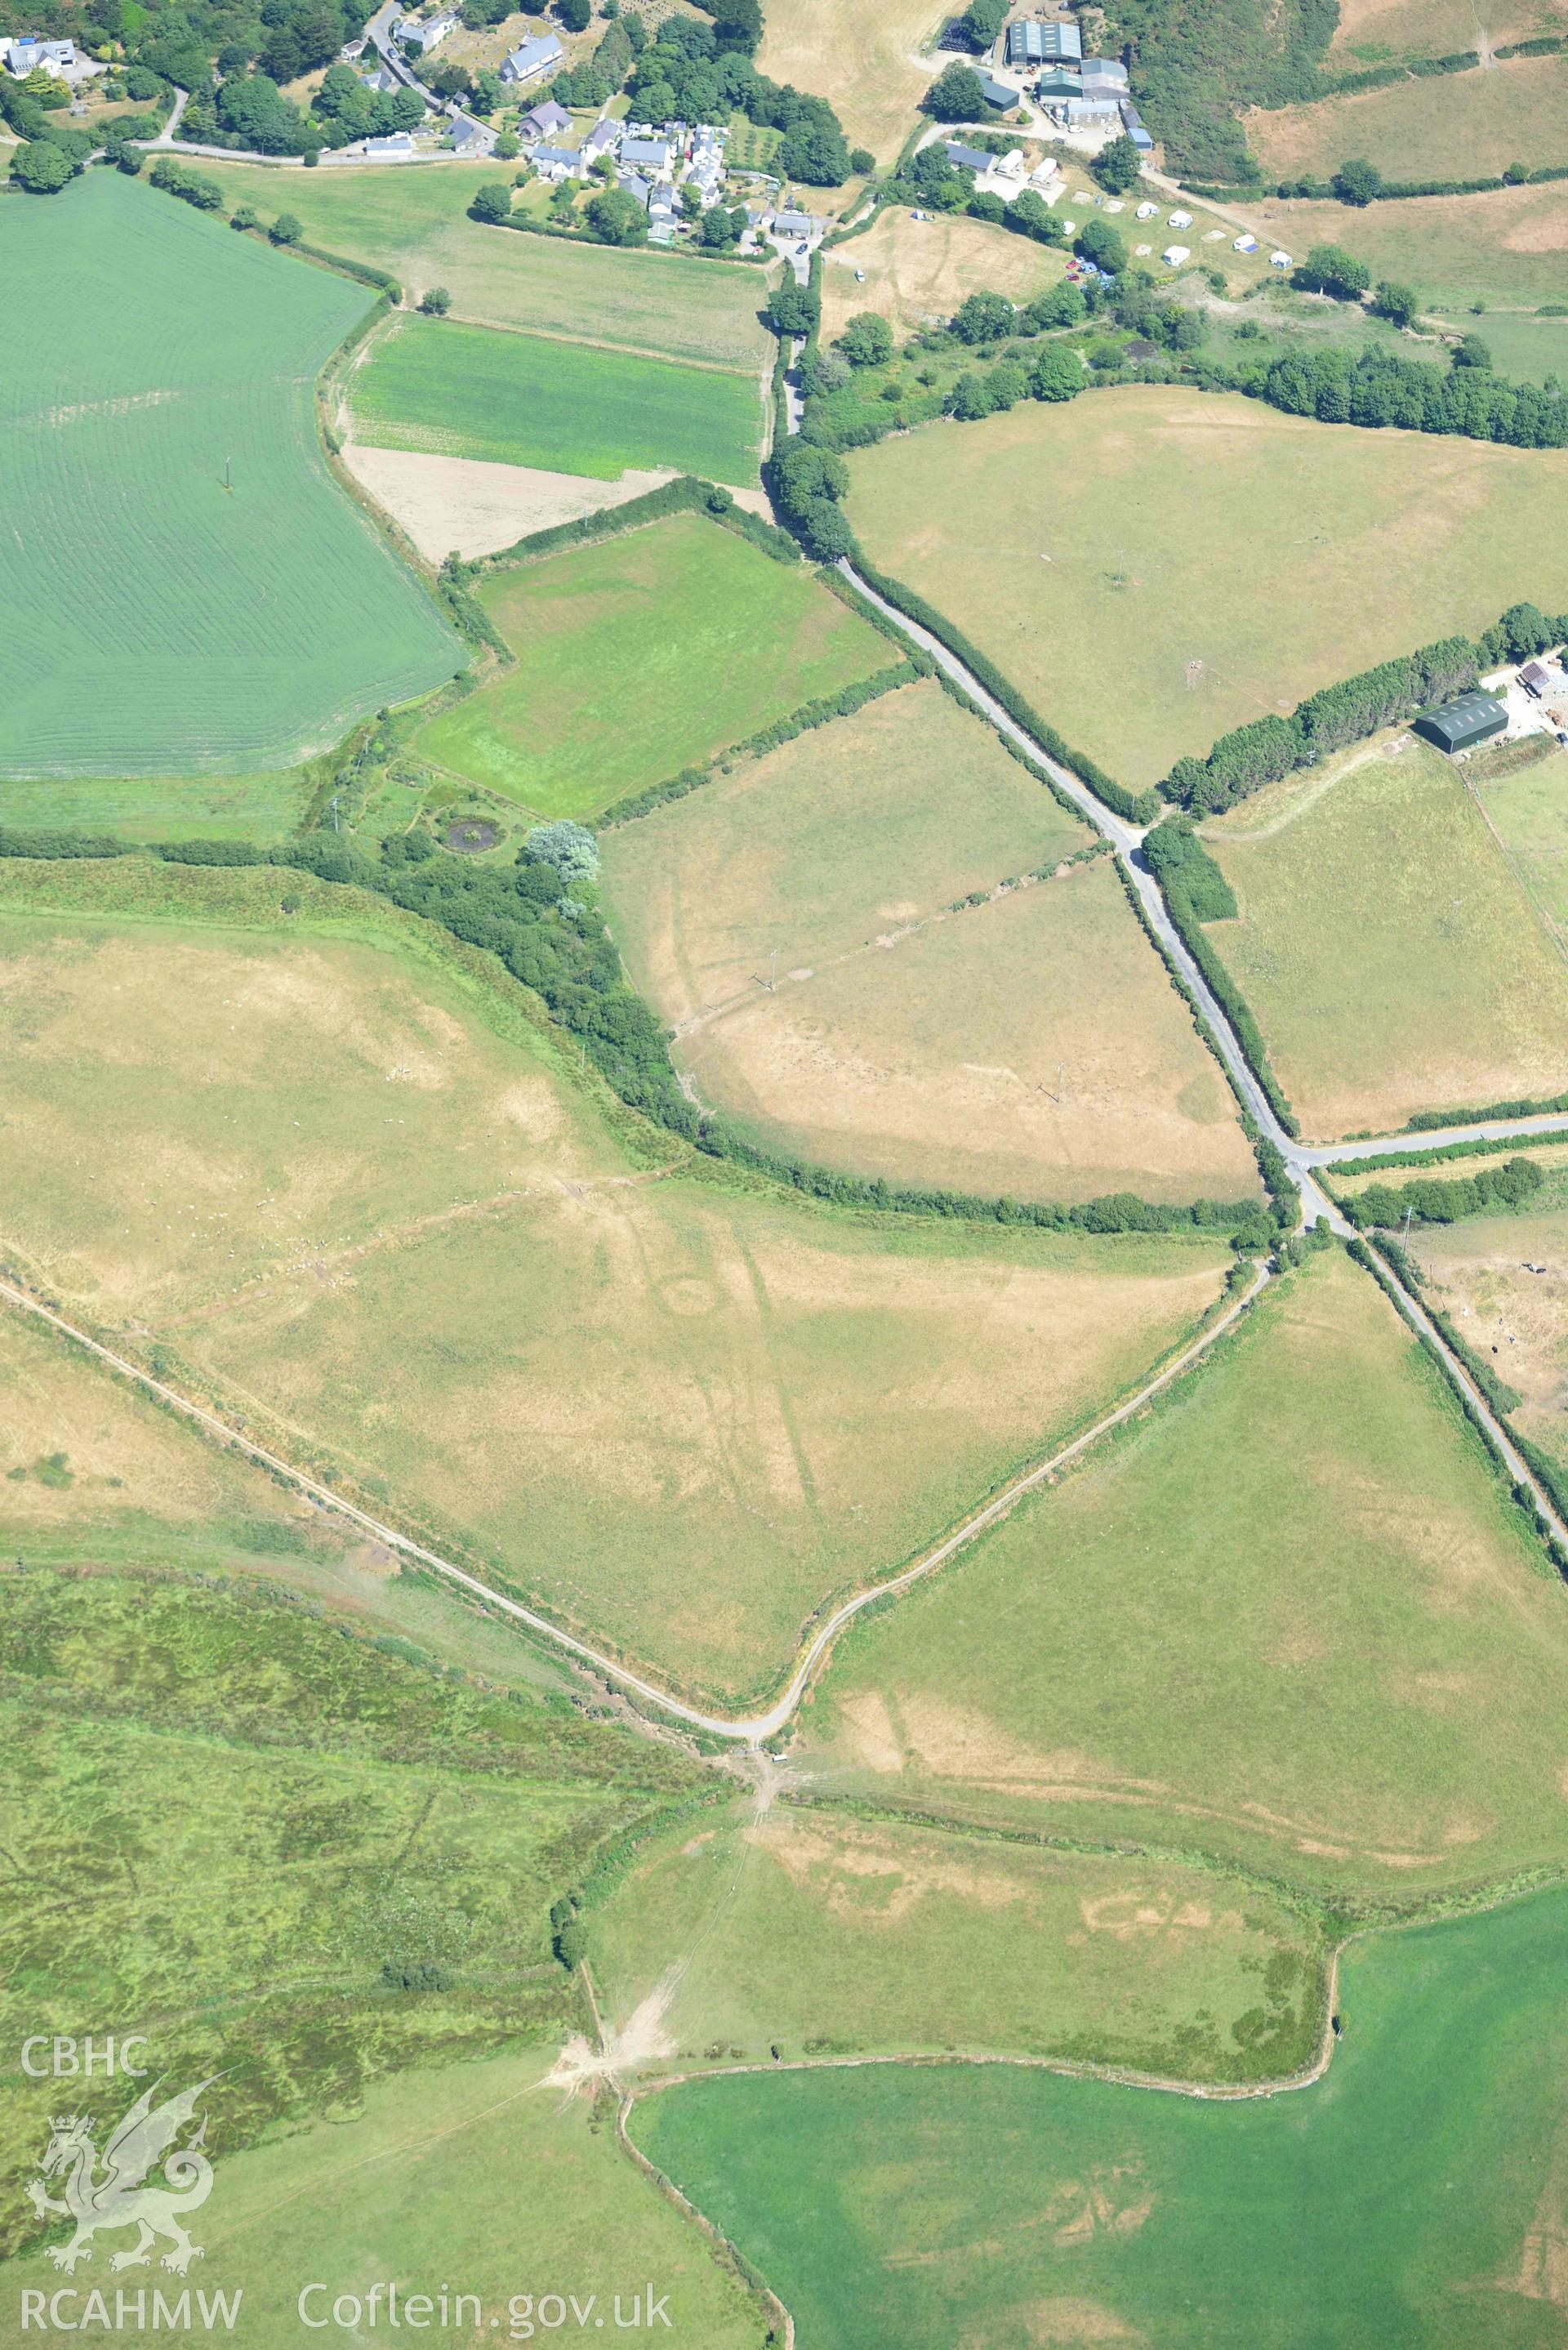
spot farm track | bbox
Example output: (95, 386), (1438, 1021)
(0, 1262), (1268, 1743)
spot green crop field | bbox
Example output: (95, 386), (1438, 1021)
(0, 861), (1233, 1705)
(844, 386), (1568, 792)
(0, 1563), (706, 2263)
(1250, 178), (1568, 312)
(350, 313), (764, 485)
(1200, 734), (1568, 1136)
(198, 159), (775, 372)
(0, 2044), (768, 2344)
(1251, 51), (1568, 183)
(590, 1796), (1325, 2084)
(604, 680), (1259, 1205)
(413, 515), (892, 818)
(795, 1248), (1568, 1902)
(0, 172), (457, 781)
(634, 1881), (1568, 2350)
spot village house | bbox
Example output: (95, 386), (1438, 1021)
(499, 30), (564, 86)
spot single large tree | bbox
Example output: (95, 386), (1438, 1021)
(586, 185), (648, 245)
(1293, 243), (1371, 300)
(11, 136), (73, 191)
(1094, 133), (1142, 195)
(922, 60), (987, 121)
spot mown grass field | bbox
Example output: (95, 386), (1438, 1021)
(1414, 1202), (1568, 1488)
(844, 387), (1568, 792)
(0, 2045), (768, 2345)
(414, 515), (891, 818)
(590, 1797), (1325, 2083)
(820, 207), (1067, 341)
(0, 1564), (706, 2263)
(604, 681), (1259, 1204)
(757, 0), (950, 162)
(198, 159), (775, 372)
(1481, 743), (1568, 939)
(1200, 734), (1568, 1136)
(0, 769), (310, 844)
(795, 1248), (1568, 1902)
(1423, 305), (1568, 386)
(0, 863), (1234, 1703)
(1250, 51), (1568, 183)
(635, 1881), (1568, 2350)
(1250, 177), (1568, 310)
(0, 172), (456, 781)
(350, 313), (764, 487)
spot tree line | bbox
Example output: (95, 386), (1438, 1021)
(1341, 1157), (1546, 1230)
(1163, 604), (1566, 813)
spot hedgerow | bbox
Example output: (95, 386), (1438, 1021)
(1139, 820), (1298, 1136)
(598, 659), (921, 826)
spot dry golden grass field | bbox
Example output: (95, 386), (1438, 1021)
(796, 1247), (1568, 1902)
(1327, 0), (1568, 61)
(0, 1303), (323, 1568)
(1201, 734), (1568, 1138)
(1246, 177), (1568, 310)
(602, 681), (1258, 1204)
(1250, 52), (1568, 184)
(1414, 1205), (1568, 1483)
(0, 872), (1233, 1704)
(844, 387), (1568, 791)
(820, 208), (1067, 342)
(758, 0), (951, 163)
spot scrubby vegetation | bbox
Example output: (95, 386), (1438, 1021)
(0, 1562), (707, 2259)
(1098, 0), (1340, 181)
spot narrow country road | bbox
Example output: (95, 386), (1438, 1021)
(838, 563), (1302, 1152)
(142, 83), (188, 147)
(828, 573), (1568, 1553)
(1294, 1112), (1568, 1166)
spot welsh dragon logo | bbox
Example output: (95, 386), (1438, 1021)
(27, 2077), (217, 2276)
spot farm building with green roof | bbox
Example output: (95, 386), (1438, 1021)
(1414, 691), (1508, 753)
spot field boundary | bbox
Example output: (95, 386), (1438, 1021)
(595, 658), (922, 826)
